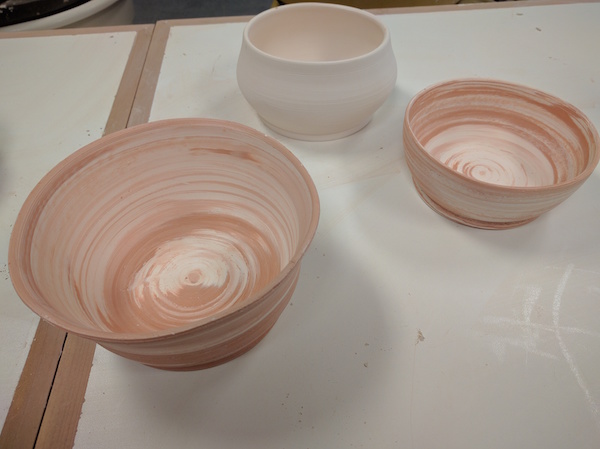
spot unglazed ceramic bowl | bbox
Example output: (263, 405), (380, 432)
(9, 119), (320, 370)
(403, 79), (600, 229)
(236, 3), (397, 141)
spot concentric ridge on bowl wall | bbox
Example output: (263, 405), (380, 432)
(8, 118), (320, 370)
(236, 2), (398, 141)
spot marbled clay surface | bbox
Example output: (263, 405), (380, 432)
(403, 79), (599, 229)
(9, 119), (319, 370)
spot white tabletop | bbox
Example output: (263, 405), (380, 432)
(0, 26), (150, 443)
(70, 2), (600, 448)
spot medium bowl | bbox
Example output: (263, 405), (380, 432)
(403, 79), (600, 229)
(9, 119), (320, 370)
(236, 3), (397, 141)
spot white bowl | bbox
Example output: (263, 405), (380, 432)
(236, 3), (397, 141)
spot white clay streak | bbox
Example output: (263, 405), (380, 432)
(552, 263), (600, 427)
(483, 315), (600, 340)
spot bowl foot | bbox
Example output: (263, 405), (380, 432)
(140, 333), (269, 371)
(260, 116), (371, 141)
(412, 180), (538, 230)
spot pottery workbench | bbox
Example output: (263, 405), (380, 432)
(1, 1), (600, 448)
(0, 24), (153, 448)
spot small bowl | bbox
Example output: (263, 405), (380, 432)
(9, 119), (320, 370)
(403, 79), (600, 229)
(236, 3), (397, 141)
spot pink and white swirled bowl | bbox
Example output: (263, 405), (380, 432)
(403, 79), (600, 229)
(9, 119), (319, 370)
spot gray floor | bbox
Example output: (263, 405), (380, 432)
(128, 1), (508, 25)
(131, 0), (272, 24)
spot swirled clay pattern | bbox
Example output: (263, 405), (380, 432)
(426, 124), (555, 187)
(403, 79), (599, 229)
(116, 215), (283, 333)
(9, 120), (319, 369)
(39, 137), (298, 333)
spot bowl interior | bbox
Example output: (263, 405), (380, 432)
(247, 4), (386, 62)
(10, 120), (319, 339)
(406, 79), (598, 188)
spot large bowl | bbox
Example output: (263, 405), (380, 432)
(8, 119), (320, 370)
(236, 2), (397, 141)
(403, 79), (600, 229)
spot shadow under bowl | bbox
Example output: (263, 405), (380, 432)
(8, 119), (320, 370)
(403, 78), (600, 229)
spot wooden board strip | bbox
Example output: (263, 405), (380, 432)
(30, 25), (155, 449)
(106, 24), (155, 133)
(33, 336), (96, 449)
(0, 23), (154, 39)
(127, 21), (171, 126)
(127, 15), (253, 127)
(0, 321), (66, 449)
(0, 24), (154, 449)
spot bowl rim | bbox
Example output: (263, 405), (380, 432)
(403, 77), (600, 193)
(242, 2), (391, 66)
(8, 118), (320, 343)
